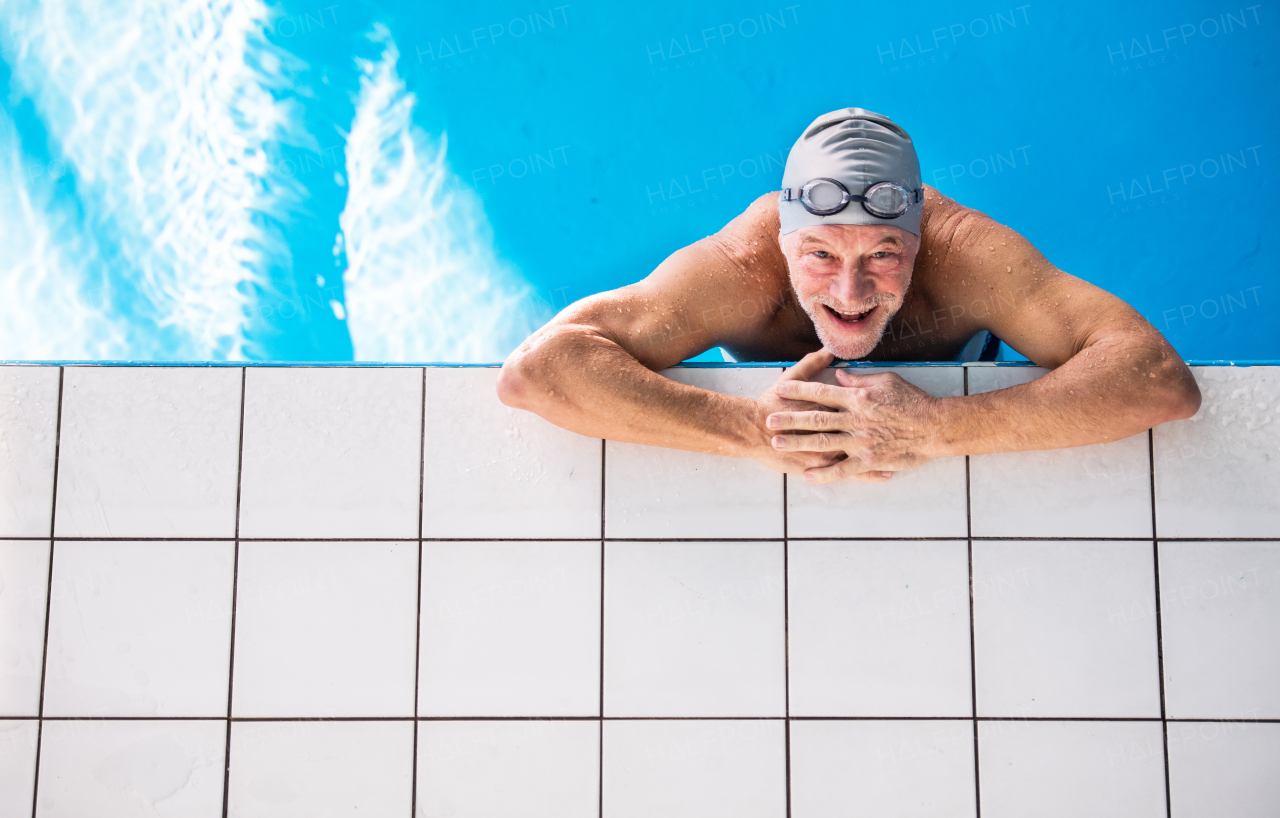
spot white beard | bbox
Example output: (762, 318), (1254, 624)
(801, 293), (900, 360)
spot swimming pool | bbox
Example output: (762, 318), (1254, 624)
(0, 0), (1274, 362)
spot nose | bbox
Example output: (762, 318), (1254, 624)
(828, 261), (877, 307)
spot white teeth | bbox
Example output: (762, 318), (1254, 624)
(831, 306), (870, 320)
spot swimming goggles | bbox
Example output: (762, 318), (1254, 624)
(780, 178), (922, 219)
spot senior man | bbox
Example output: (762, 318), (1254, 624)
(497, 108), (1200, 483)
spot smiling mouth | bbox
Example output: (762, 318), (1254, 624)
(822, 303), (879, 328)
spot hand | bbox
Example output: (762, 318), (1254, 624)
(747, 350), (847, 475)
(767, 366), (944, 484)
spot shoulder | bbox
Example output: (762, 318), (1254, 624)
(918, 185), (1035, 283)
(920, 185), (999, 252)
(705, 191), (789, 286)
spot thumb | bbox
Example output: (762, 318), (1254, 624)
(834, 367), (878, 388)
(782, 349), (835, 382)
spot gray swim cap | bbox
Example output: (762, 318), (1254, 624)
(778, 108), (923, 236)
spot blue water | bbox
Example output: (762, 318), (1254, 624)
(1, 1), (1275, 362)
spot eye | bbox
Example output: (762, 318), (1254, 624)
(812, 250), (832, 259)
(871, 251), (893, 259)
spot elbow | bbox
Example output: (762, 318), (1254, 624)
(496, 323), (598, 413)
(1165, 375), (1202, 422)
(1148, 360), (1202, 426)
(496, 357), (534, 410)
(496, 336), (563, 413)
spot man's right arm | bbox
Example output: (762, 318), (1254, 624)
(496, 237), (838, 472)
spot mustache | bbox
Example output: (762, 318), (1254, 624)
(806, 292), (898, 314)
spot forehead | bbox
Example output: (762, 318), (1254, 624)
(792, 223), (913, 248)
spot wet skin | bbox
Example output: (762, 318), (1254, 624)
(497, 186), (1201, 483)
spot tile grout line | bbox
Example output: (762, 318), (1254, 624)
(598, 438), (606, 818)
(411, 368), (426, 818)
(29, 366), (64, 818)
(419, 368), (427, 541)
(964, 367), (982, 818)
(221, 367), (247, 818)
(12, 537), (1280, 542)
(1149, 430), (1173, 818)
(782, 470), (791, 818)
(18, 715), (1269, 723)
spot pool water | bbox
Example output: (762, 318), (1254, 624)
(0, 0), (1274, 362)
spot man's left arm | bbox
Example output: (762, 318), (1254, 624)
(769, 212), (1201, 481)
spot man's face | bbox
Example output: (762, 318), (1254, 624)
(780, 223), (919, 360)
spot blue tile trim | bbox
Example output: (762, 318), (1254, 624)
(1, 359), (1277, 368)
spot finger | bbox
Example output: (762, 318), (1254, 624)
(767, 410), (845, 432)
(848, 469), (895, 483)
(781, 349), (835, 382)
(772, 431), (849, 452)
(774, 379), (845, 407)
(802, 461), (894, 484)
(834, 368), (894, 388)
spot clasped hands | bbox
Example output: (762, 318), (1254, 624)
(750, 349), (945, 484)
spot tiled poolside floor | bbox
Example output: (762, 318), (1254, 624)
(1, 362), (1278, 817)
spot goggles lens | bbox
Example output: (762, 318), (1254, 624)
(863, 182), (911, 218)
(800, 178), (849, 216)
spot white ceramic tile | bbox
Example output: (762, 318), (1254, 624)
(419, 541), (600, 716)
(1159, 541), (1280, 719)
(978, 720), (1166, 818)
(423, 368), (601, 538)
(53, 367), (242, 538)
(238, 367), (422, 538)
(787, 367), (967, 538)
(789, 541), (972, 717)
(1167, 721), (1280, 818)
(227, 720), (412, 818)
(417, 720), (598, 818)
(0, 367), (58, 537)
(602, 719), (786, 818)
(604, 541), (784, 717)
(789, 720), (976, 817)
(34, 719), (225, 818)
(606, 368), (782, 538)
(0, 541), (50, 715)
(1154, 366), (1280, 537)
(0, 720), (38, 818)
(231, 541), (417, 717)
(973, 541), (1161, 718)
(968, 367), (1152, 537)
(43, 541), (233, 717)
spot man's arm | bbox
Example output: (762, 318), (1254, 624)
(928, 209), (1200, 455)
(767, 207), (1201, 480)
(497, 233), (840, 473)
